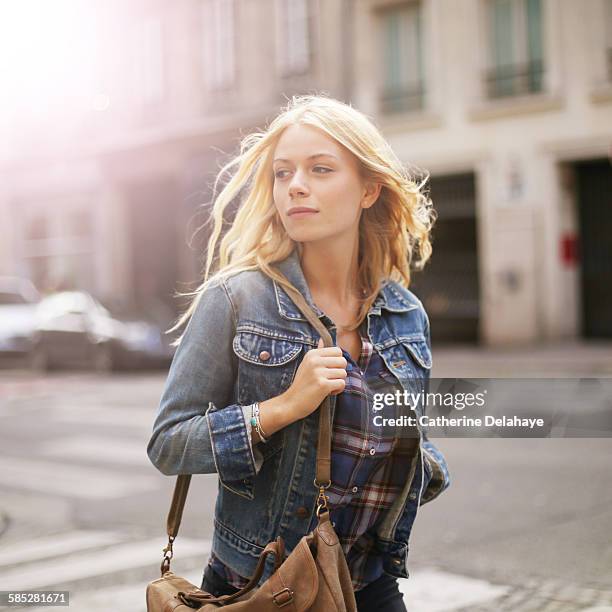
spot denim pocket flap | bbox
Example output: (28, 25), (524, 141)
(399, 337), (432, 369)
(233, 325), (304, 366)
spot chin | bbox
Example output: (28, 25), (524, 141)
(287, 228), (332, 243)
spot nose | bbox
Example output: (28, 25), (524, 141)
(288, 169), (309, 198)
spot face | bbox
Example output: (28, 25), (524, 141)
(272, 123), (380, 244)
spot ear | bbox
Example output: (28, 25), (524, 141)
(361, 181), (382, 209)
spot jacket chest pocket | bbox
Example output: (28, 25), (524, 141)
(232, 325), (306, 460)
(233, 326), (304, 403)
(379, 335), (432, 406)
(384, 335), (432, 375)
(232, 324), (305, 407)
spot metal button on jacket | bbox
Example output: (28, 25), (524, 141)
(295, 506), (309, 519)
(259, 350), (271, 361)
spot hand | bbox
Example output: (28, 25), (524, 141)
(283, 338), (347, 420)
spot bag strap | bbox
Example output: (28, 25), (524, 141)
(274, 275), (334, 487)
(160, 267), (334, 576)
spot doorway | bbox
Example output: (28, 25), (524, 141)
(410, 173), (480, 344)
(575, 158), (612, 338)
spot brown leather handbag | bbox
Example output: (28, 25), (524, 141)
(146, 276), (358, 611)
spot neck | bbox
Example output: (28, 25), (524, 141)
(298, 238), (361, 308)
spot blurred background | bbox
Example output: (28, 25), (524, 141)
(0, 1), (611, 611)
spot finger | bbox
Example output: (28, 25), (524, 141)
(317, 346), (343, 356)
(316, 338), (342, 355)
(319, 356), (348, 369)
(329, 380), (346, 395)
(322, 367), (348, 379)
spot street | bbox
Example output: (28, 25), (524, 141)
(0, 341), (611, 611)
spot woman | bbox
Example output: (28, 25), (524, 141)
(147, 94), (450, 612)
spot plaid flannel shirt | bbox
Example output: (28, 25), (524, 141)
(207, 323), (419, 592)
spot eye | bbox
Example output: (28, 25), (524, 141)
(273, 166), (333, 180)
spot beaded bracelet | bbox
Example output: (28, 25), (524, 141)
(250, 402), (269, 443)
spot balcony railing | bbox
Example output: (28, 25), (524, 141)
(379, 83), (425, 114)
(485, 59), (544, 99)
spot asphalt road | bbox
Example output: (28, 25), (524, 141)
(0, 352), (611, 611)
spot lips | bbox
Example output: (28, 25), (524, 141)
(288, 207), (318, 216)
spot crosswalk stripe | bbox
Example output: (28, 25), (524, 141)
(18, 566), (511, 612)
(40, 436), (150, 467)
(25, 570), (204, 612)
(0, 456), (158, 499)
(19, 562), (611, 612)
(51, 407), (153, 430)
(0, 530), (124, 567)
(0, 537), (210, 591)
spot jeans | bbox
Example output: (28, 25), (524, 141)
(201, 565), (407, 612)
(200, 564), (242, 598)
(354, 572), (407, 612)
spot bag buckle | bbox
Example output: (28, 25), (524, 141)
(160, 536), (175, 574)
(314, 478), (331, 517)
(272, 586), (294, 607)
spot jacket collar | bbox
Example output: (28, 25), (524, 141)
(272, 248), (416, 322)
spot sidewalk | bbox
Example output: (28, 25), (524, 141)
(400, 569), (612, 612)
(431, 340), (612, 378)
(454, 577), (612, 612)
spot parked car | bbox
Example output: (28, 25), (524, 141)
(0, 277), (41, 366)
(31, 291), (175, 371)
(98, 296), (177, 370)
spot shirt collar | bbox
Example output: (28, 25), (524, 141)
(272, 248), (417, 322)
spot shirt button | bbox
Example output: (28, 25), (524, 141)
(351, 486), (358, 493)
(392, 557), (403, 565)
(369, 448), (376, 455)
(259, 350), (271, 361)
(408, 492), (417, 500)
(295, 506), (309, 519)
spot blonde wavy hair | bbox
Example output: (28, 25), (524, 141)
(168, 94), (436, 347)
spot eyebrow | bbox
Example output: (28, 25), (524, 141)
(273, 153), (339, 163)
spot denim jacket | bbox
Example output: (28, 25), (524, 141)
(147, 248), (450, 584)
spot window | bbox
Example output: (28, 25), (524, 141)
(202, 0), (236, 91)
(22, 204), (95, 293)
(606, 0), (612, 81)
(275, 0), (311, 76)
(378, 2), (424, 114)
(486, 0), (544, 98)
(132, 16), (164, 105)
